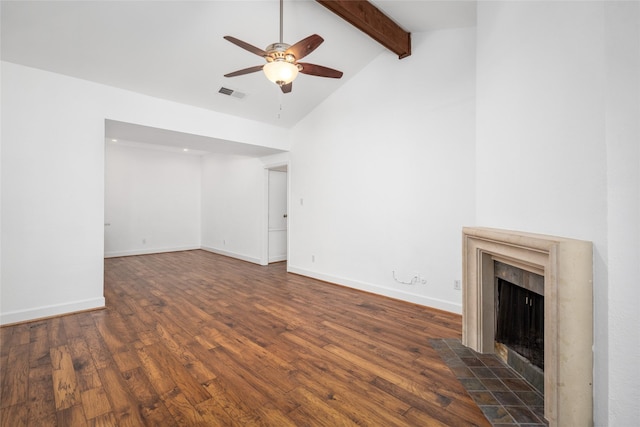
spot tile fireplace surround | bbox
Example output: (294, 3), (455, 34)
(461, 227), (593, 427)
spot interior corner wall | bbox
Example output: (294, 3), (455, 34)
(104, 143), (202, 258)
(604, 2), (640, 424)
(201, 153), (264, 264)
(475, 2), (639, 425)
(288, 27), (476, 313)
(0, 61), (287, 325)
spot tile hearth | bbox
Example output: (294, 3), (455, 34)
(431, 338), (548, 426)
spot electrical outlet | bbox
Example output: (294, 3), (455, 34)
(454, 280), (461, 290)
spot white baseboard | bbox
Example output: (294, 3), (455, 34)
(200, 246), (261, 265)
(104, 245), (200, 258)
(0, 297), (105, 326)
(286, 265), (462, 314)
(268, 254), (287, 263)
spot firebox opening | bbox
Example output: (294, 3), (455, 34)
(493, 261), (545, 395)
(496, 278), (545, 370)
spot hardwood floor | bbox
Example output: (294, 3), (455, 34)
(1, 250), (490, 426)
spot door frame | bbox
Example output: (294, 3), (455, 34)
(261, 161), (290, 265)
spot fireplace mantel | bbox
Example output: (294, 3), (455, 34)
(462, 227), (593, 427)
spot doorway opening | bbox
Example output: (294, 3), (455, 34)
(263, 163), (288, 265)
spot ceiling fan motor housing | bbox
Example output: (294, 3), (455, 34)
(265, 43), (296, 64)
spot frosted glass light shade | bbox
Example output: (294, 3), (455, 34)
(263, 61), (298, 86)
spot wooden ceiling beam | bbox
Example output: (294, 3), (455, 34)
(316, 0), (411, 59)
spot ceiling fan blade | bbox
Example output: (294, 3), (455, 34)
(280, 82), (293, 94)
(224, 65), (264, 78)
(286, 34), (324, 60)
(224, 36), (267, 57)
(298, 63), (343, 79)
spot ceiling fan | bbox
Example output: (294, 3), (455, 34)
(223, 0), (343, 93)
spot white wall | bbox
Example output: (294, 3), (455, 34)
(288, 28), (476, 312)
(2, 64), (106, 324)
(104, 142), (201, 257)
(0, 61), (288, 324)
(475, 2), (639, 425)
(201, 153), (265, 264)
(604, 2), (640, 425)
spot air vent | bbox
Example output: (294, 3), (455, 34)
(218, 87), (234, 96)
(218, 87), (246, 99)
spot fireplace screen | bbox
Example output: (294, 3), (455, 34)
(496, 278), (544, 369)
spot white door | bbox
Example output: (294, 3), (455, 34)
(268, 170), (287, 263)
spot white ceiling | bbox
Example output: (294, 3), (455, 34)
(2, 0), (476, 153)
(105, 119), (288, 157)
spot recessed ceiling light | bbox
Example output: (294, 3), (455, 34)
(183, 148), (189, 152)
(111, 139), (117, 142)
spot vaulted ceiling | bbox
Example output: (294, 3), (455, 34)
(2, 1), (476, 129)
(2, 1), (475, 155)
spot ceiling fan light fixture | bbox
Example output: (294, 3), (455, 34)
(263, 60), (298, 86)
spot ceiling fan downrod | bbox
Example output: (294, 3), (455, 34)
(279, 0), (284, 44)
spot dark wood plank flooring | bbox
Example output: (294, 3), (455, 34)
(1, 250), (490, 426)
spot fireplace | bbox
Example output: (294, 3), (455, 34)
(462, 227), (592, 427)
